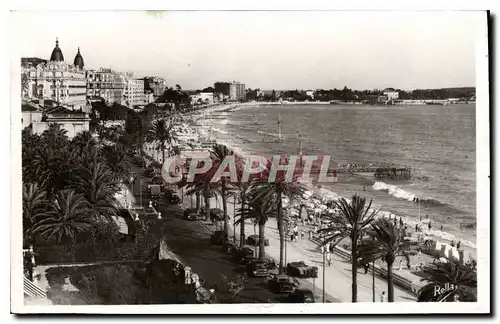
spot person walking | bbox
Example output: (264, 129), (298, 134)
(450, 240), (455, 247)
(380, 291), (387, 302)
(457, 241), (461, 249)
(364, 263), (370, 274)
(398, 259), (403, 271)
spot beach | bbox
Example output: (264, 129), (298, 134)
(193, 102), (477, 262)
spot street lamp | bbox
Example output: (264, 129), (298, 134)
(233, 195), (237, 243)
(372, 258), (376, 302)
(321, 237), (326, 303)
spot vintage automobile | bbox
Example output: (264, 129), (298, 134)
(231, 246), (254, 264)
(210, 230), (228, 245)
(246, 257), (277, 277)
(246, 259), (270, 277)
(149, 184), (161, 199)
(164, 190), (181, 204)
(183, 209), (203, 221)
(288, 289), (315, 303)
(286, 261), (318, 278)
(268, 274), (298, 294)
(246, 234), (269, 247)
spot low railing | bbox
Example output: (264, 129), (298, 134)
(23, 277), (47, 298)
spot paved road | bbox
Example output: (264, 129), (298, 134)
(127, 162), (296, 303)
(210, 194), (417, 303)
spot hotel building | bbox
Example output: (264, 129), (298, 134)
(214, 81), (246, 101)
(86, 68), (127, 105)
(22, 38), (89, 112)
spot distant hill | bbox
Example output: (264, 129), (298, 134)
(413, 87), (475, 92)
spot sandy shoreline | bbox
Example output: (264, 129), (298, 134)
(190, 104), (476, 263)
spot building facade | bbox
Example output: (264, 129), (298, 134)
(383, 88), (399, 100)
(22, 39), (89, 112)
(124, 76), (146, 107)
(229, 82), (245, 101)
(31, 106), (91, 139)
(86, 68), (127, 105)
(143, 77), (166, 98)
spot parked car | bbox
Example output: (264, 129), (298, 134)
(149, 185), (161, 199)
(231, 246), (254, 264)
(286, 261), (318, 278)
(246, 258), (277, 277)
(288, 289), (315, 303)
(183, 210), (203, 221)
(268, 274), (298, 294)
(246, 234), (269, 247)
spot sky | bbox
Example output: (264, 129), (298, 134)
(11, 10), (484, 90)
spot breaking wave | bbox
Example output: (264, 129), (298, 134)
(372, 181), (444, 207)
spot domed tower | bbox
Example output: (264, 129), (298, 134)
(73, 47), (84, 69)
(50, 37), (64, 62)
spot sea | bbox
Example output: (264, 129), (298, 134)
(198, 103), (477, 257)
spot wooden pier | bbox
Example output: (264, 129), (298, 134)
(303, 166), (411, 180)
(305, 164), (412, 180)
(373, 167), (412, 180)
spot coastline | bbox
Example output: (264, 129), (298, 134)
(192, 105), (476, 263)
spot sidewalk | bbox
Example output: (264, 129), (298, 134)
(213, 195), (417, 303)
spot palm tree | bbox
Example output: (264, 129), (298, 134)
(319, 194), (378, 302)
(418, 261), (477, 302)
(358, 218), (417, 302)
(71, 131), (96, 155)
(41, 123), (68, 147)
(101, 144), (132, 183)
(32, 189), (94, 250)
(148, 119), (176, 164)
(74, 151), (119, 221)
(236, 196), (276, 260)
(186, 179), (220, 223)
(22, 182), (47, 241)
(30, 145), (76, 195)
(248, 175), (305, 273)
(235, 182), (249, 248)
(210, 144), (234, 238)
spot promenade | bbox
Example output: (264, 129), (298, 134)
(207, 194), (417, 303)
